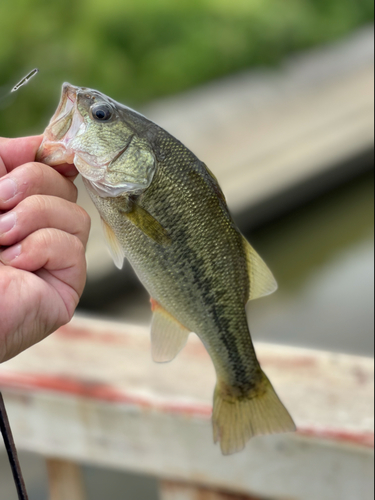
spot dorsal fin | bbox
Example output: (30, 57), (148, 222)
(150, 299), (190, 363)
(244, 238), (278, 301)
(100, 218), (125, 269)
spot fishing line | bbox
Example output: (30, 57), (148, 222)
(0, 68), (38, 500)
(0, 392), (29, 500)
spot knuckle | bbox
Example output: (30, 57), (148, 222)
(70, 182), (78, 202)
(74, 237), (86, 259)
(15, 163), (77, 202)
(16, 195), (54, 228)
(17, 162), (46, 192)
(78, 206), (91, 232)
(71, 205), (91, 245)
(22, 194), (48, 213)
(68, 235), (86, 266)
(61, 229), (85, 258)
(28, 161), (46, 183)
(37, 227), (55, 248)
(32, 228), (86, 259)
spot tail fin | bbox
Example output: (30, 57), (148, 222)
(213, 372), (296, 455)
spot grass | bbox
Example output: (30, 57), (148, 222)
(0, 0), (373, 137)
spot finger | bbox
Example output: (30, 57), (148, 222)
(0, 195), (91, 247)
(0, 136), (42, 173)
(0, 162), (78, 209)
(0, 136), (78, 179)
(0, 228), (87, 298)
(52, 163), (79, 179)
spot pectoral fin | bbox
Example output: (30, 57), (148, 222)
(150, 299), (190, 363)
(244, 238), (278, 301)
(101, 218), (125, 269)
(121, 203), (171, 247)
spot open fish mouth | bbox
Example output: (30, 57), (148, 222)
(36, 83), (85, 166)
(49, 83), (77, 130)
(37, 83), (157, 198)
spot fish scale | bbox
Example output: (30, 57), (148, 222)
(37, 83), (296, 455)
(90, 147), (254, 389)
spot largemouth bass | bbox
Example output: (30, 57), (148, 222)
(37, 83), (295, 455)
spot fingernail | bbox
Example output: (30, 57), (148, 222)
(0, 212), (16, 235)
(0, 244), (21, 263)
(0, 178), (17, 202)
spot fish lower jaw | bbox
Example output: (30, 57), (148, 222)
(36, 140), (74, 166)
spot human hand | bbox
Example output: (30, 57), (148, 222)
(0, 136), (90, 362)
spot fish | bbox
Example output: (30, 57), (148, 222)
(36, 83), (296, 455)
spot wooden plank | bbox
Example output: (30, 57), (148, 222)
(47, 459), (86, 500)
(144, 27), (374, 214)
(160, 481), (263, 500)
(0, 315), (373, 443)
(0, 316), (373, 500)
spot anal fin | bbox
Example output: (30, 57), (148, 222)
(150, 299), (190, 363)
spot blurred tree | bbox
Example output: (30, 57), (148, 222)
(0, 0), (373, 137)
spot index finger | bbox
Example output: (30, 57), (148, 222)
(0, 136), (43, 174)
(0, 135), (78, 179)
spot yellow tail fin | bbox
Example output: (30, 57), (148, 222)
(213, 372), (296, 455)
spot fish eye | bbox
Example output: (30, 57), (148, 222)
(91, 103), (113, 121)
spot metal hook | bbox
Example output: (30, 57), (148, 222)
(11, 69), (39, 93)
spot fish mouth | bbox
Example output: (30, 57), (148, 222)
(36, 83), (84, 165)
(50, 83), (78, 129)
(37, 83), (154, 197)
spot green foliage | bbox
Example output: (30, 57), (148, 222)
(0, 0), (373, 137)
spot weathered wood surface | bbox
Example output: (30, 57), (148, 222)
(160, 481), (263, 500)
(0, 315), (373, 500)
(79, 27), (374, 281)
(145, 28), (374, 215)
(47, 459), (86, 500)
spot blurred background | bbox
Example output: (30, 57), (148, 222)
(0, 0), (374, 499)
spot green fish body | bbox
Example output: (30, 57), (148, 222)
(37, 84), (295, 455)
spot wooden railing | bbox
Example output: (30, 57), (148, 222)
(0, 315), (373, 500)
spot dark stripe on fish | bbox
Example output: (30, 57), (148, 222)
(175, 228), (252, 389)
